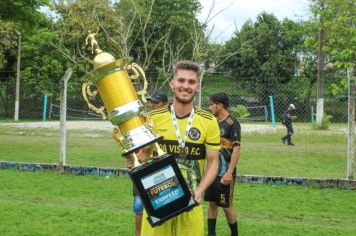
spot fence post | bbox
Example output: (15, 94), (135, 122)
(263, 106), (268, 123)
(14, 32), (21, 121)
(197, 61), (205, 107)
(58, 69), (73, 171)
(311, 106), (314, 128)
(347, 66), (355, 180)
(269, 96), (276, 128)
(42, 93), (48, 121)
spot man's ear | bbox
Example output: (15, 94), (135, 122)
(196, 82), (200, 92)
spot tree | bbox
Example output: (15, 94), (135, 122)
(0, 21), (18, 75)
(0, 0), (51, 31)
(21, 21), (66, 96)
(322, 0), (355, 68)
(0, 0), (51, 78)
(224, 12), (302, 103)
(114, 0), (204, 87)
(53, 0), (125, 74)
(322, 0), (356, 180)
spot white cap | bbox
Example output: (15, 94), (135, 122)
(289, 104), (295, 109)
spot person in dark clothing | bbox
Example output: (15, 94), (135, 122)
(146, 90), (168, 110)
(281, 104), (297, 145)
(205, 92), (241, 236)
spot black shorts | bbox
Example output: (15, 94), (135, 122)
(204, 176), (235, 208)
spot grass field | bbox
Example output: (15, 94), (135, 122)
(1, 122), (355, 179)
(0, 170), (355, 236)
(0, 121), (356, 235)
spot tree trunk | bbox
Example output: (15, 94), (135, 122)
(316, 0), (326, 127)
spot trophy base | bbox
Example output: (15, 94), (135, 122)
(122, 136), (163, 156)
(129, 153), (198, 227)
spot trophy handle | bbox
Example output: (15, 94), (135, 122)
(82, 82), (107, 119)
(146, 116), (165, 157)
(127, 63), (148, 103)
(113, 127), (140, 166)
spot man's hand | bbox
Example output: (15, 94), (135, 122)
(124, 156), (133, 169)
(193, 189), (203, 203)
(136, 147), (151, 164)
(220, 172), (233, 185)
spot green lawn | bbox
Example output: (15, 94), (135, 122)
(1, 123), (354, 179)
(0, 170), (355, 236)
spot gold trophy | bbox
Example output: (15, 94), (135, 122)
(82, 36), (163, 158)
(82, 33), (197, 227)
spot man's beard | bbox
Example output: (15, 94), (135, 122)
(173, 89), (197, 104)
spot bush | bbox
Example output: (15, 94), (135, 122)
(231, 104), (250, 118)
(315, 113), (333, 130)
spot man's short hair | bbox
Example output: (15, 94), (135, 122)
(210, 92), (230, 109)
(174, 60), (201, 78)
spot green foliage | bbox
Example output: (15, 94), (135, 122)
(224, 12), (303, 102)
(0, 0), (51, 31)
(21, 24), (67, 95)
(114, 0), (205, 83)
(310, 0), (355, 71)
(55, 0), (124, 74)
(323, 0), (356, 68)
(315, 113), (333, 130)
(330, 77), (348, 97)
(0, 21), (17, 71)
(231, 104), (250, 118)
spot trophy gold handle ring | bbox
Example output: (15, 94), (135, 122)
(127, 63), (148, 103)
(81, 81), (107, 119)
(113, 127), (140, 167)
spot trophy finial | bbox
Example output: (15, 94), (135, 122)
(84, 31), (115, 69)
(85, 30), (100, 54)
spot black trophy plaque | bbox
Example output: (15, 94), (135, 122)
(129, 153), (198, 227)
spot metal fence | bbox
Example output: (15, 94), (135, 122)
(0, 74), (350, 124)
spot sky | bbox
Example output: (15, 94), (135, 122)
(198, 0), (311, 42)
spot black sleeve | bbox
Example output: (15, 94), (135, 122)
(229, 118), (241, 147)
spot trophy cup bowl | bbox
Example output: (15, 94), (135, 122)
(82, 55), (162, 156)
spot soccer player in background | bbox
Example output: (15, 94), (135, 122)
(205, 92), (241, 236)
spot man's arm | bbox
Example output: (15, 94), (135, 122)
(287, 113), (297, 120)
(221, 146), (240, 185)
(194, 149), (219, 203)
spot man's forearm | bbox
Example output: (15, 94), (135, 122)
(197, 150), (219, 193)
(199, 159), (218, 192)
(226, 147), (240, 174)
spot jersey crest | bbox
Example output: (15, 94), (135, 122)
(188, 127), (201, 141)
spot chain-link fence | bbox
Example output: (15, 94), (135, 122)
(0, 74), (350, 124)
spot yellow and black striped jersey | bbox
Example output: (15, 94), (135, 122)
(147, 104), (220, 192)
(218, 114), (241, 176)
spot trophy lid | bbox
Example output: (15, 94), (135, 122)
(93, 49), (116, 69)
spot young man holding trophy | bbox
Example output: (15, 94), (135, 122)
(81, 33), (220, 235)
(82, 37), (220, 235)
(139, 60), (221, 236)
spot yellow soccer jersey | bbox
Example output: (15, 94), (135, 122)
(147, 105), (220, 192)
